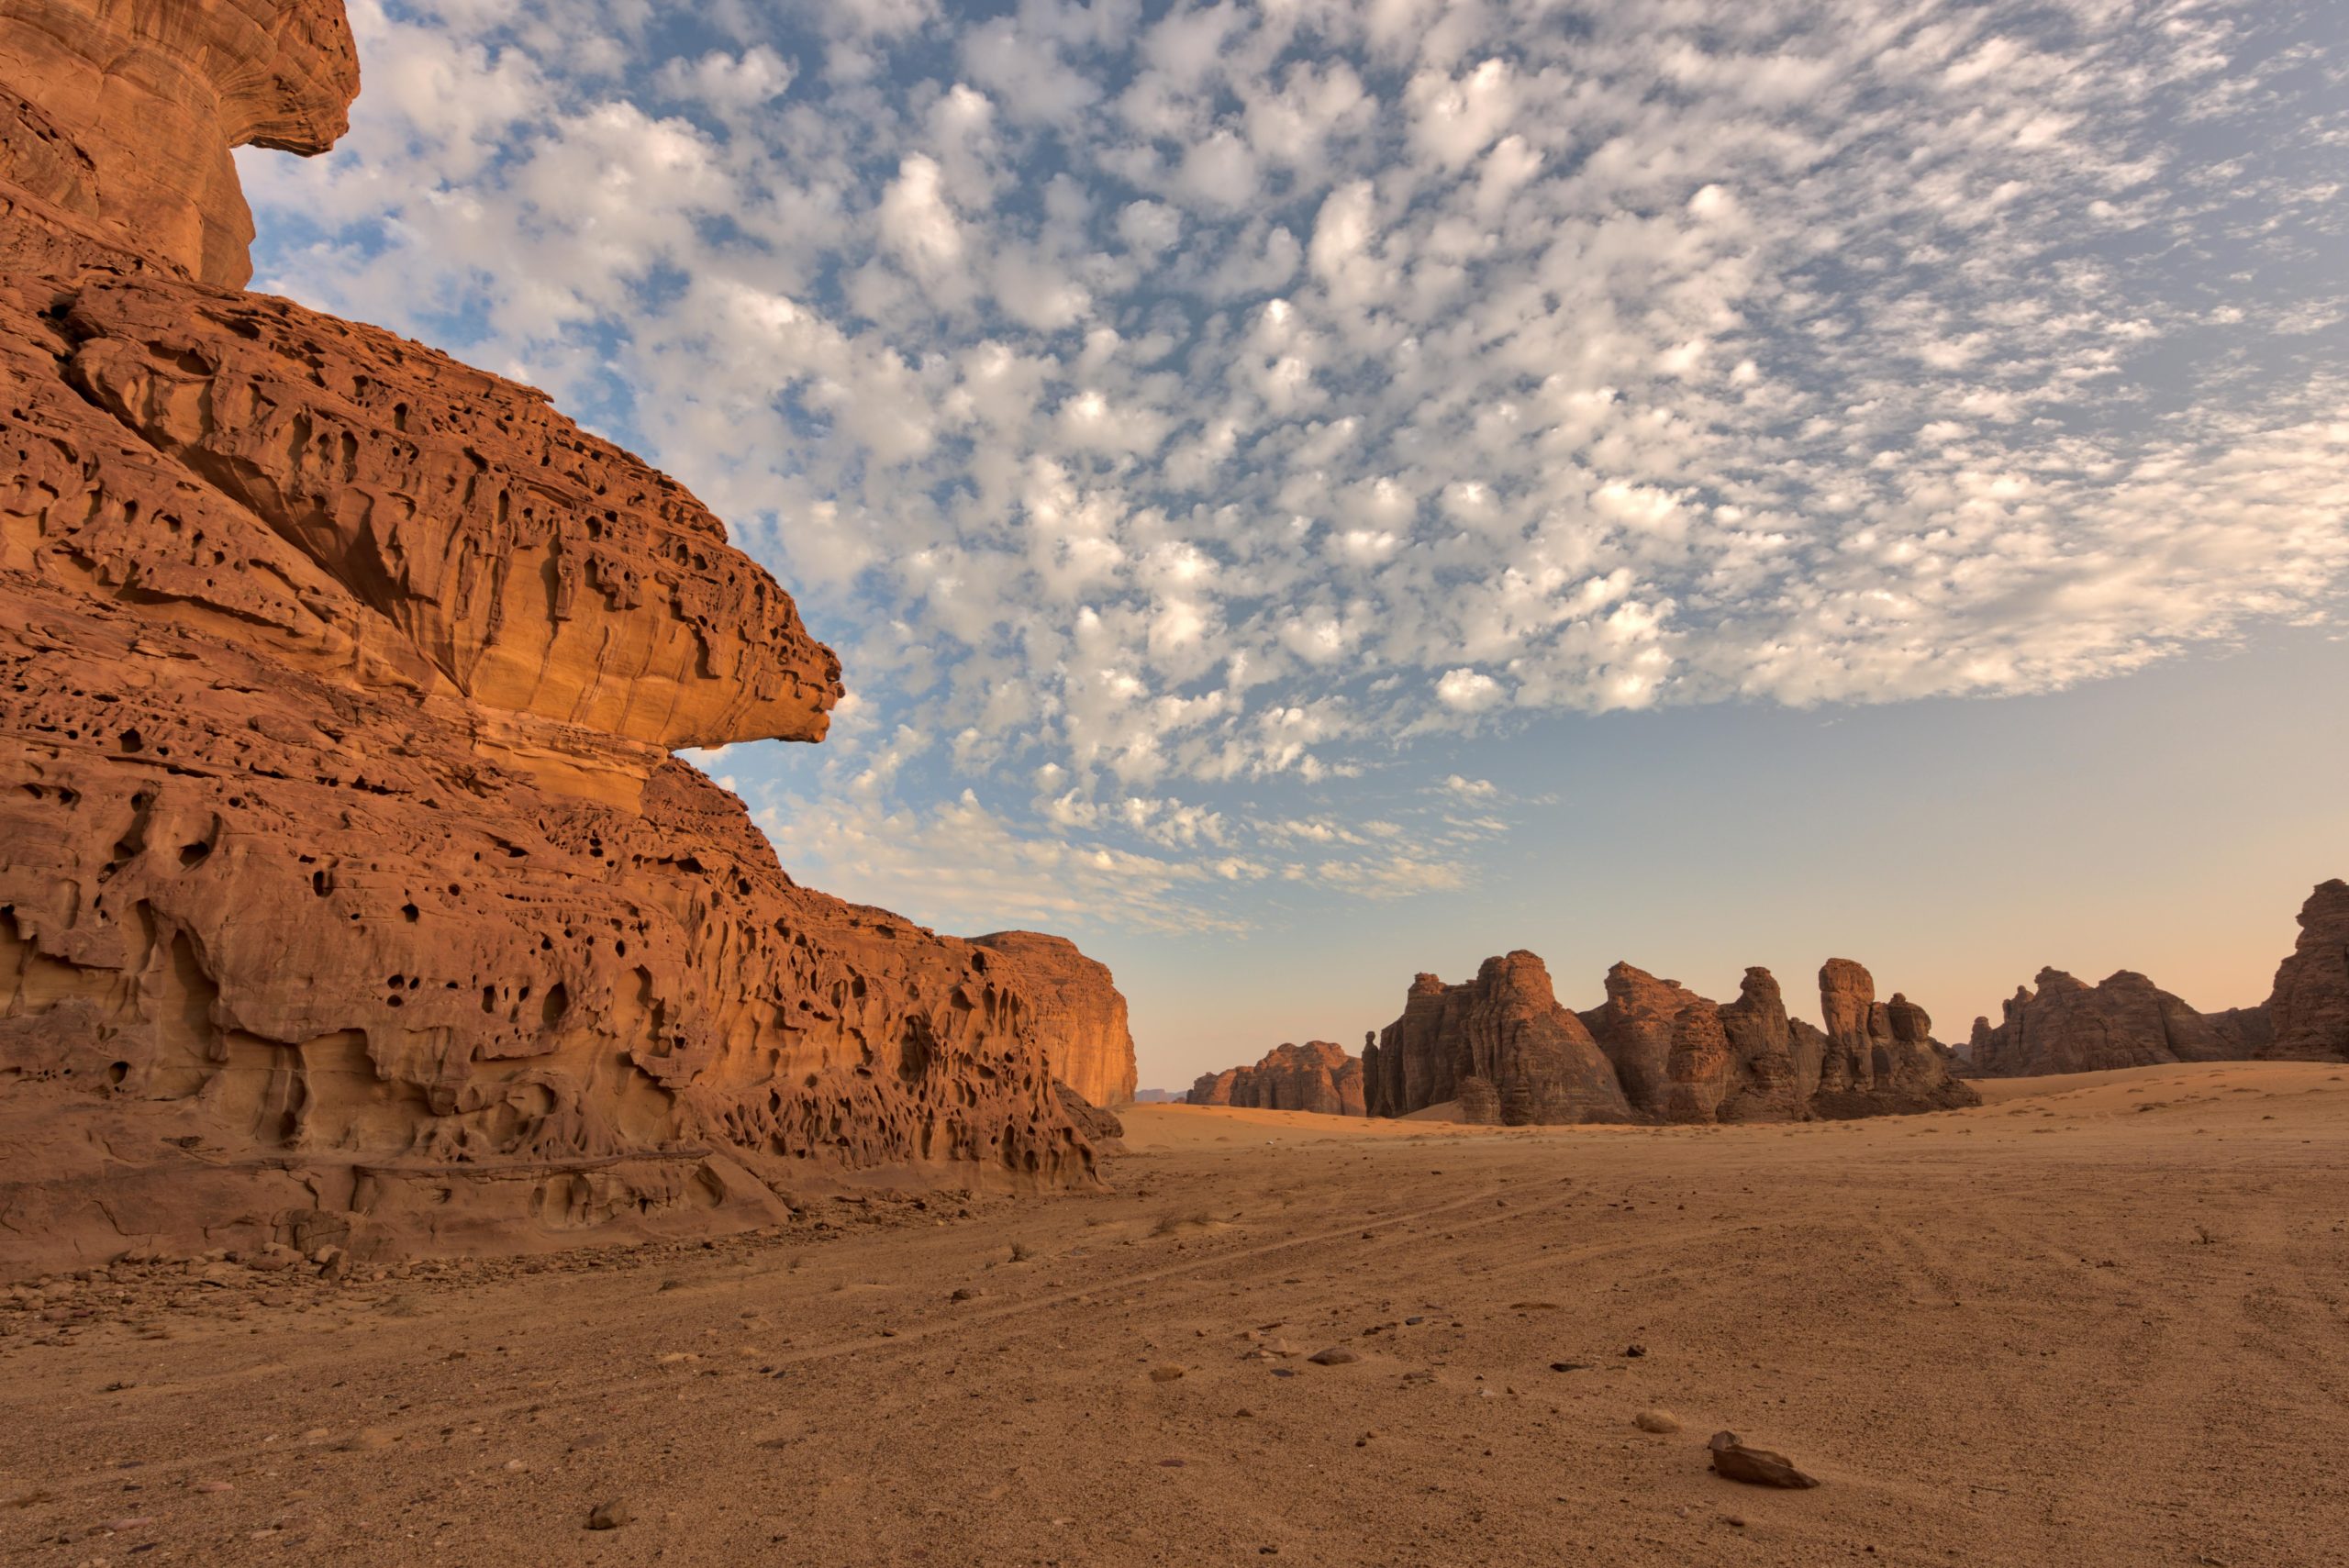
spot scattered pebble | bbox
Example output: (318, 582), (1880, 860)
(586, 1500), (632, 1530)
(1634, 1408), (1681, 1434)
(1149, 1365), (1186, 1383)
(1307, 1347), (1358, 1366)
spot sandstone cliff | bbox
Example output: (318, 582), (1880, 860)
(0, 0), (1112, 1276)
(1965, 880), (2344, 1074)
(1369, 953), (1976, 1125)
(1186, 1040), (1364, 1116)
(969, 932), (1137, 1107)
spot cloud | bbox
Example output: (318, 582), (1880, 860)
(241, 0), (2349, 937)
(1435, 669), (1505, 713)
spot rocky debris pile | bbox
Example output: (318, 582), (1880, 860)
(1964, 880), (2344, 1074)
(1052, 1083), (1127, 1151)
(0, 0), (1119, 1279)
(1364, 954), (1976, 1126)
(1187, 1040), (1367, 1116)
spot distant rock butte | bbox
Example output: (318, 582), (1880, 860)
(0, 0), (1122, 1277)
(1363, 954), (1976, 1126)
(1964, 881), (2343, 1075)
(1364, 953), (1634, 1124)
(1187, 1040), (1365, 1117)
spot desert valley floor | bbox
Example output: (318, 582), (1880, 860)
(4, 1062), (2344, 1568)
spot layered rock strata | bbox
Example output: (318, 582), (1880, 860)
(0, 0), (1109, 1276)
(1367, 954), (1976, 1126)
(1186, 1040), (1364, 1117)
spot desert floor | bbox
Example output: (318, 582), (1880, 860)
(5, 1061), (2345, 1568)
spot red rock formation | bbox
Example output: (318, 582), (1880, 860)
(1710, 968), (1815, 1122)
(2262, 880), (2349, 1062)
(1185, 1040), (1364, 1116)
(1965, 969), (2273, 1077)
(0, 0), (362, 287)
(1663, 1003), (1732, 1124)
(1576, 963), (1708, 1117)
(1809, 962), (1978, 1116)
(0, 0), (1111, 1275)
(969, 932), (1138, 1107)
(1185, 1067), (1239, 1106)
(1372, 954), (1975, 1124)
(1958, 882), (2347, 1076)
(1364, 953), (1634, 1126)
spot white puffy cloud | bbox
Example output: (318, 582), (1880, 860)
(242, 0), (2349, 938)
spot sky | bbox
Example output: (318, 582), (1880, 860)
(239, 0), (2349, 1089)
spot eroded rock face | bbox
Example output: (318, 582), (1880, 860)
(0, 0), (1108, 1275)
(970, 933), (1138, 1107)
(0, 0), (360, 286)
(1576, 963), (1708, 1118)
(1368, 954), (1975, 1124)
(1185, 1040), (1364, 1116)
(1710, 968), (1818, 1123)
(1809, 962), (1978, 1117)
(2264, 880), (2349, 1062)
(1964, 968), (2273, 1077)
(1364, 953), (1634, 1126)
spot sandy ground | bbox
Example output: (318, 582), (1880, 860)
(4, 1061), (2344, 1568)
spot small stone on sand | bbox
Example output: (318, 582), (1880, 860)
(1708, 1430), (1820, 1488)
